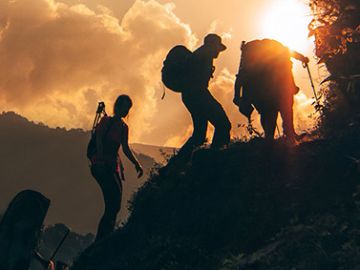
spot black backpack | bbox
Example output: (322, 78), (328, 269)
(86, 101), (114, 160)
(161, 45), (193, 93)
(86, 117), (113, 160)
(87, 114), (114, 160)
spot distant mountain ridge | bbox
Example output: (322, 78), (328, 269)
(131, 143), (177, 164)
(0, 111), (172, 233)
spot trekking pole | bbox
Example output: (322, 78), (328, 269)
(276, 123), (281, 138)
(91, 102), (107, 133)
(303, 63), (321, 109)
(234, 41), (247, 105)
(49, 227), (70, 263)
(40, 228), (70, 270)
(91, 112), (100, 134)
(239, 41), (246, 71)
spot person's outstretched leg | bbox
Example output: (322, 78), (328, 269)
(280, 96), (297, 141)
(260, 110), (278, 141)
(177, 95), (208, 160)
(91, 166), (122, 241)
(204, 91), (231, 148)
(177, 112), (207, 159)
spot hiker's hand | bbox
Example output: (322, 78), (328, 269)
(47, 261), (55, 270)
(135, 163), (143, 178)
(302, 56), (309, 65)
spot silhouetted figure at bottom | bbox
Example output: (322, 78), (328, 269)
(178, 34), (231, 159)
(234, 39), (309, 142)
(89, 95), (143, 241)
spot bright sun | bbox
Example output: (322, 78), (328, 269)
(261, 0), (311, 52)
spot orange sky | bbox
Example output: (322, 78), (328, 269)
(0, 0), (325, 146)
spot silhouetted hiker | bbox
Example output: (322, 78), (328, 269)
(88, 95), (143, 241)
(233, 39), (309, 142)
(0, 190), (50, 270)
(162, 34), (231, 161)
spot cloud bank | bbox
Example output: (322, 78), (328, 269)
(0, 0), (196, 142)
(0, 0), (316, 146)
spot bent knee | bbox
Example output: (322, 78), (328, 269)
(225, 119), (232, 131)
(213, 114), (231, 130)
(104, 204), (120, 217)
(219, 117), (231, 132)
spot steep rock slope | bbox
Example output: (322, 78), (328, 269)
(72, 129), (360, 270)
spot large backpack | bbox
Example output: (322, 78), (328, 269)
(237, 39), (295, 109)
(161, 45), (193, 93)
(240, 39), (291, 75)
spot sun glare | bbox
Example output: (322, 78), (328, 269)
(261, 0), (311, 52)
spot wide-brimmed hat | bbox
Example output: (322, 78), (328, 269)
(204, 33), (227, 51)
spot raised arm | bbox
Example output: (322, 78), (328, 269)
(121, 125), (143, 178)
(290, 50), (309, 64)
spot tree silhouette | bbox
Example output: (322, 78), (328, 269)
(308, 0), (360, 136)
(309, 0), (359, 71)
